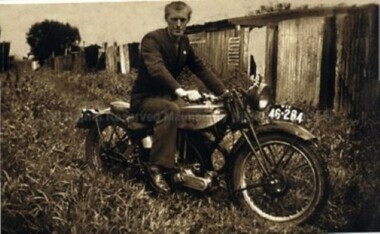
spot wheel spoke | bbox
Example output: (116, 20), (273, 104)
(288, 162), (309, 173)
(102, 125), (126, 151)
(234, 182), (266, 194)
(274, 147), (295, 171)
(113, 125), (124, 141)
(107, 125), (117, 143)
(264, 145), (277, 167)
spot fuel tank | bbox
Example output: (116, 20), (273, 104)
(178, 104), (227, 130)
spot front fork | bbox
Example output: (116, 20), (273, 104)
(227, 91), (274, 178)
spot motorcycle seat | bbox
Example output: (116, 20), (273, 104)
(110, 101), (130, 114)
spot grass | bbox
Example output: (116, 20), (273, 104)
(1, 67), (379, 233)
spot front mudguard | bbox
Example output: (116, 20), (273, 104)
(229, 121), (317, 162)
(256, 121), (316, 141)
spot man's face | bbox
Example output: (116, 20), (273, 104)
(166, 8), (190, 38)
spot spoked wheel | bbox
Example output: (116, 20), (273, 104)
(85, 120), (135, 172)
(230, 134), (328, 225)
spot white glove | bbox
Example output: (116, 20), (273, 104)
(175, 88), (202, 101)
(186, 90), (202, 101)
(175, 88), (187, 97)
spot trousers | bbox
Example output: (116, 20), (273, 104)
(132, 96), (182, 168)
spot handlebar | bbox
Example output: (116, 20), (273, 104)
(182, 91), (228, 105)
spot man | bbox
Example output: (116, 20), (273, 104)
(130, 1), (227, 194)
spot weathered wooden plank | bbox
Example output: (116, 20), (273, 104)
(54, 55), (72, 71)
(119, 45), (128, 74)
(105, 44), (118, 72)
(334, 5), (379, 113)
(319, 16), (336, 110)
(265, 25), (278, 99)
(72, 51), (86, 73)
(241, 27), (250, 75)
(276, 16), (325, 106)
(334, 14), (346, 112)
(123, 44), (130, 74)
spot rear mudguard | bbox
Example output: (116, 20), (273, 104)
(75, 108), (115, 129)
(229, 121), (317, 160)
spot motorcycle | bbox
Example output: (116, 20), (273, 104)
(76, 81), (328, 225)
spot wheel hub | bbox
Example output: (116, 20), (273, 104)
(262, 172), (288, 197)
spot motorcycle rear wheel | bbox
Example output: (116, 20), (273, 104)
(230, 133), (328, 225)
(85, 120), (134, 171)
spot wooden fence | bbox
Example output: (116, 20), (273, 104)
(45, 42), (139, 74)
(104, 42), (139, 74)
(45, 51), (86, 73)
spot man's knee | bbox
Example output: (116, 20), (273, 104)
(163, 102), (180, 115)
(157, 101), (180, 123)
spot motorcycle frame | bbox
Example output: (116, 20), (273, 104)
(82, 89), (317, 179)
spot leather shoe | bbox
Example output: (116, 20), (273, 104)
(147, 165), (171, 194)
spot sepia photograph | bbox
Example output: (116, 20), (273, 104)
(1, 0), (379, 232)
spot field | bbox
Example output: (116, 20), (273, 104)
(1, 67), (379, 233)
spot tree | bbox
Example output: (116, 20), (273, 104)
(26, 20), (81, 64)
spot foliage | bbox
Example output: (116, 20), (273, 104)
(26, 20), (81, 64)
(1, 67), (379, 232)
(246, 3), (292, 16)
(246, 2), (339, 16)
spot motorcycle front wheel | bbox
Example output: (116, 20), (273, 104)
(230, 133), (328, 225)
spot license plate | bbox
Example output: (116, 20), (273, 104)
(268, 105), (305, 124)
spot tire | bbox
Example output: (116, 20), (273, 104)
(85, 119), (133, 172)
(230, 133), (328, 225)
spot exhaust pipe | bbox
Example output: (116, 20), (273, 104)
(173, 169), (215, 191)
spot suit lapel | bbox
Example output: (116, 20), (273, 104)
(176, 38), (188, 69)
(156, 29), (188, 74)
(157, 29), (178, 68)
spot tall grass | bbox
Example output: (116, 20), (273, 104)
(1, 68), (379, 232)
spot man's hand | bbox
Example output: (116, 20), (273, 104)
(175, 88), (187, 97)
(175, 88), (202, 101)
(186, 90), (202, 101)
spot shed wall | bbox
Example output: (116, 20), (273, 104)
(276, 16), (325, 106)
(188, 27), (249, 79)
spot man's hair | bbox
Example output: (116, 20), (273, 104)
(164, 1), (192, 20)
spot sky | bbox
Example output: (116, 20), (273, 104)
(0, 0), (378, 58)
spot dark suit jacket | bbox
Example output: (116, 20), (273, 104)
(131, 28), (226, 109)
